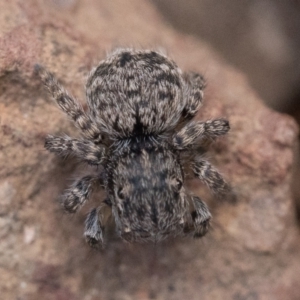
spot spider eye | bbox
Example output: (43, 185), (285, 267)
(117, 187), (125, 199)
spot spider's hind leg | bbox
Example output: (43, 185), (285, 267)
(45, 134), (105, 165)
(182, 72), (206, 121)
(173, 119), (230, 150)
(36, 65), (102, 142)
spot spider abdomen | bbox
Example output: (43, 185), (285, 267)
(86, 49), (185, 138)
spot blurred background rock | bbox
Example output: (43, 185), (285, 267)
(152, 0), (300, 113)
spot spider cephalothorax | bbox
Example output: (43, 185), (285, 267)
(37, 48), (230, 247)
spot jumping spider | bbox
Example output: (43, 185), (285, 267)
(36, 48), (230, 247)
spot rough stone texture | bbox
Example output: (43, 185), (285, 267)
(0, 0), (300, 299)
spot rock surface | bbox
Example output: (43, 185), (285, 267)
(152, 0), (300, 111)
(0, 0), (300, 299)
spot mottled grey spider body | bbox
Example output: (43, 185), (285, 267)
(86, 50), (185, 139)
(37, 48), (230, 247)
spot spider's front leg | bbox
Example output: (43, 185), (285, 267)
(45, 135), (105, 165)
(61, 175), (99, 213)
(84, 203), (111, 248)
(191, 196), (211, 238)
(182, 195), (211, 238)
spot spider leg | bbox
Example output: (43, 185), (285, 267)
(84, 203), (111, 248)
(173, 119), (230, 150)
(45, 134), (105, 165)
(191, 196), (211, 238)
(60, 175), (98, 213)
(193, 158), (230, 197)
(182, 72), (205, 121)
(36, 64), (102, 142)
(182, 195), (211, 238)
